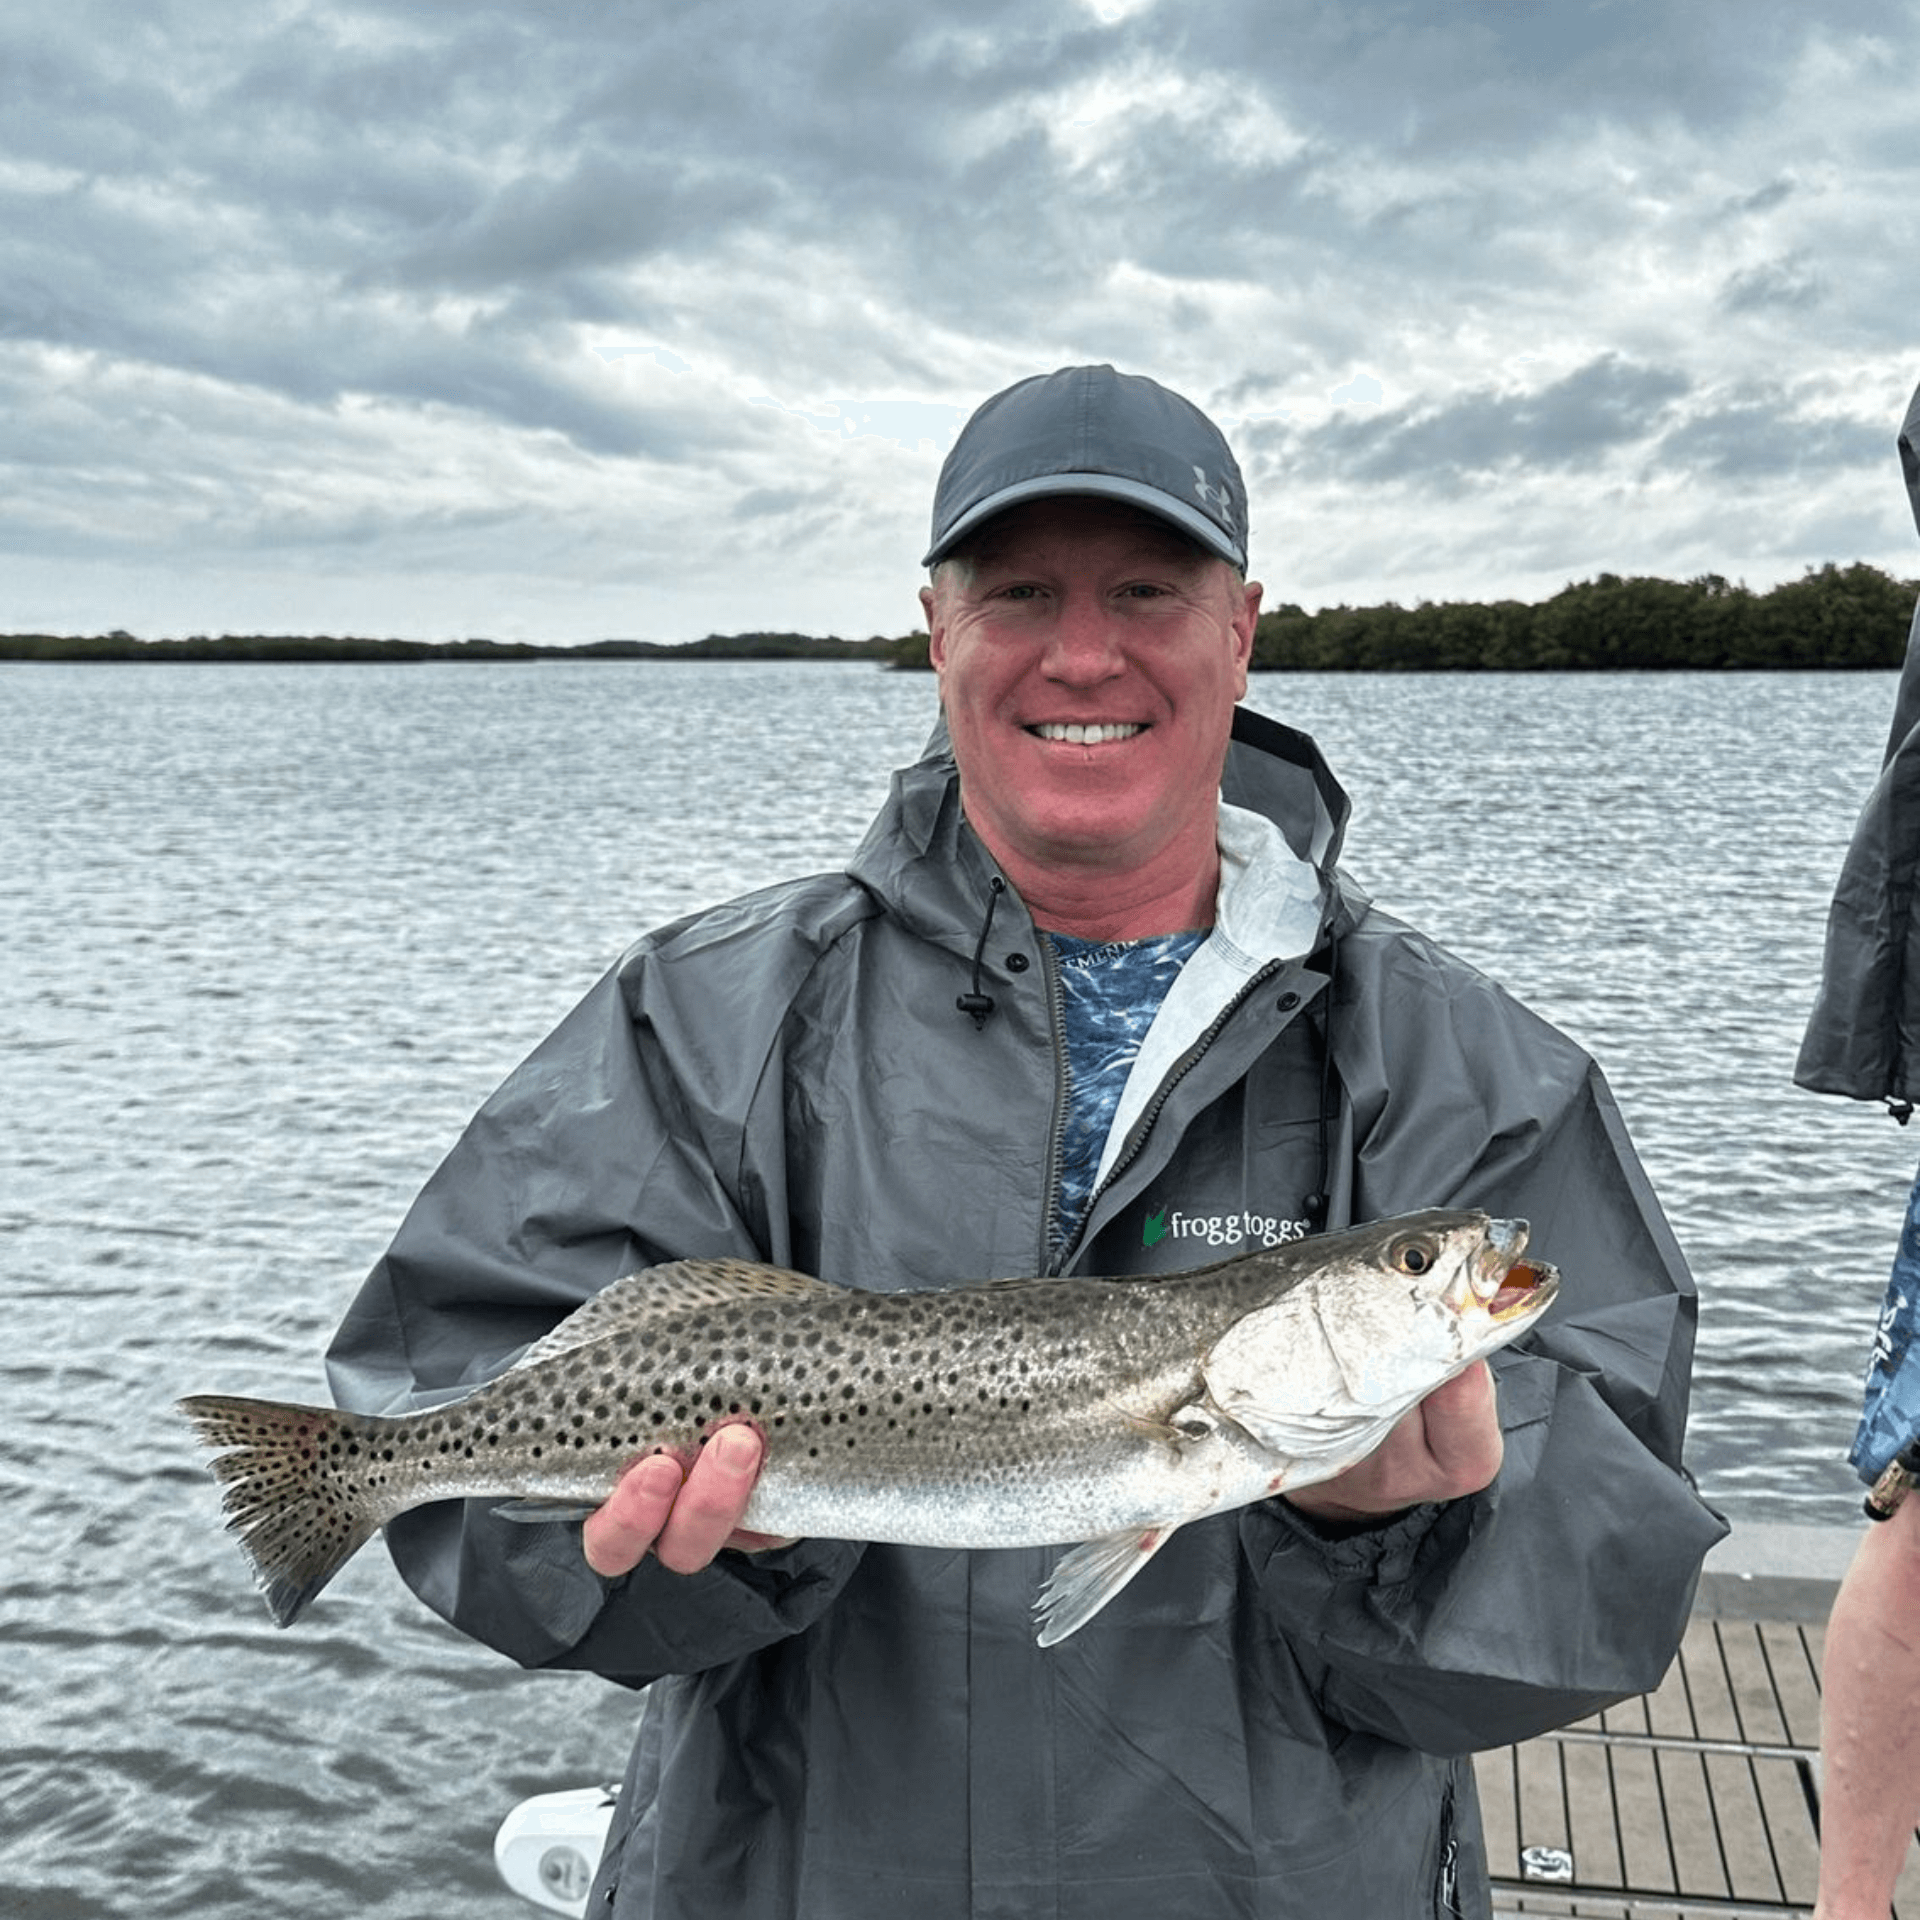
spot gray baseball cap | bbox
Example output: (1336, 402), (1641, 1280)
(922, 364), (1248, 571)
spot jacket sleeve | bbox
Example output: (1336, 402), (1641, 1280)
(1238, 914), (1727, 1755)
(1793, 597), (1920, 1106)
(324, 945), (865, 1682)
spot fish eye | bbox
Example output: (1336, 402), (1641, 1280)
(1393, 1237), (1436, 1276)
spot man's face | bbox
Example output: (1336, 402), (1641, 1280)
(920, 497), (1260, 887)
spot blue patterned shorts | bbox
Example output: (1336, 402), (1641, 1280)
(1852, 1161), (1920, 1483)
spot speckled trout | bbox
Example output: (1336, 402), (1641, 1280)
(179, 1209), (1556, 1645)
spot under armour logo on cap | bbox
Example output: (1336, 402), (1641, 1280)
(924, 365), (1249, 571)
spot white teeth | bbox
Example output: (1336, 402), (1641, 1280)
(1032, 722), (1143, 744)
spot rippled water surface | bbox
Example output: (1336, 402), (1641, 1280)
(3, 660), (1910, 1916)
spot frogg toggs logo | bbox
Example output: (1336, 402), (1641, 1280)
(1142, 1206), (1310, 1252)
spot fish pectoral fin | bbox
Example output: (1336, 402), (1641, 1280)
(1033, 1525), (1178, 1648)
(491, 1499), (600, 1525)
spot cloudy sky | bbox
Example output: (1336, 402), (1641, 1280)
(7, 0), (1920, 645)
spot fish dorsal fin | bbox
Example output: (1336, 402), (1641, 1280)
(510, 1258), (842, 1370)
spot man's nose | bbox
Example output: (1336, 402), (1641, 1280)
(1040, 596), (1125, 680)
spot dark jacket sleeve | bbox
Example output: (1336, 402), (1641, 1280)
(1796, 380), (1920, 1107)
(325, 947), (865, 1679)
(1238, 913), (1727, 1755)
(1794, 597), (1920, 1107)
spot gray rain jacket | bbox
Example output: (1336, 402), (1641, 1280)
(328, 704), (1725, 1920)
(1796, 378), (1920, 1110)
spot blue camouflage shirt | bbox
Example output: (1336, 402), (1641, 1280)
(1046, 927), (1207, 1257)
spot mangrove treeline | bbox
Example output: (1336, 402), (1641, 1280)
(6, 562), (1915, 671)
(0, 629), (900, 664)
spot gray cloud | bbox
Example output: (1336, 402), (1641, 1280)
(3, 0), (1918, 642)
(1283, 358), (1695, 488)
(1718, 254), (1826, 315)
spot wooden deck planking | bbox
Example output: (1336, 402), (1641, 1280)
(1474, 1530), (1920, 1916)
(1483, 1613), (1829, 1915)
(1654, 1744), (1727, 1900)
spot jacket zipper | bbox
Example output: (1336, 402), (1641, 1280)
(1037, 933), (1072, 1275)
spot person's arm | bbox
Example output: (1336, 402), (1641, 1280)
(326, 952), (864, 1680)
(1239, 928), (1726, 1754)
(1812, 1495), (1920, 1919)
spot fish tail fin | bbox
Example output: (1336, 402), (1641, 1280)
(177, 1392), (394, 1627)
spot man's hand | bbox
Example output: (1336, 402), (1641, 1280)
(582, 1424), (796, 1577)
(1282, 1360), (1504, 1525)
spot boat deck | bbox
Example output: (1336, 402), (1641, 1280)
(1476, 1523), (1920, 1918)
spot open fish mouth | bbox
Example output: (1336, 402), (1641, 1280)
(1489, 1257), (1559, 1321)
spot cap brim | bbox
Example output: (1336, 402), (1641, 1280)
(922, 473), (1245, 570)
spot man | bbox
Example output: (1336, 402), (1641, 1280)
(1796, 374), (1920, 1920)
(329, 365), (1724, 1918)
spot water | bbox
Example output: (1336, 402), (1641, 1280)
(2, 660), (1910, 1916)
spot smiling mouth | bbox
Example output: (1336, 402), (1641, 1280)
(1028, 722), (1146, 744)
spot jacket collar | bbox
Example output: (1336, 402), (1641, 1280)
(849, 702), (1356, 944)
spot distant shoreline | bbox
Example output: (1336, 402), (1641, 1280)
(6, 561), (1917, 670)
(0, 631), (924, 666)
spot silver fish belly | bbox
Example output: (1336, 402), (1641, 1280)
(179, 1208), (1558, 1645)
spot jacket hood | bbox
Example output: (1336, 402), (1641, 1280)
(1903, 375), (1920, 539)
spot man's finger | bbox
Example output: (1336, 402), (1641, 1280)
(583, 1451), (687, 1578)
(654, 1424), (767, 1574)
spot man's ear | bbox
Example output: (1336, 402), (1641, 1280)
(920, 582), (947, 672)
(1232, 578), (1262, 692)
